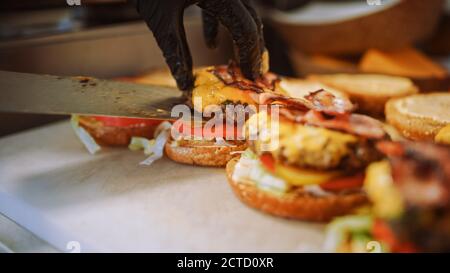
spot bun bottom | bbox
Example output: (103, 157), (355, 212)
(78, 116), (157, 146)
(164, 139), (248, 167)
(226, 158), (368, 222)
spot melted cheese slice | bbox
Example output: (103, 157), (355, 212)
(192, 68), (257, 112)
(192, 67), (287, 113)
(247, 111), (359, 170)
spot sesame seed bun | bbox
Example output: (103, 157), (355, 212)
(385, 93), (450, 141)
(226, 158), (368, 222)
(164, 138), (248, 167)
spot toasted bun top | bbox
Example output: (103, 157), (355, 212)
(359, 48), (448, 79)
(385, 93), (450, 141)
(392, 93), (450, 123)
(309, 74), (418, 97)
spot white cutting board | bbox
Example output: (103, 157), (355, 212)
(0, 121), (325, 252)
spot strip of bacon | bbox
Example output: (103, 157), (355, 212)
(377, 141), (450, 207)
(210, 63), (358, 116)
(210, 62), (280, 93)
(296, 110), (386, 139)
(304, 89), (355, 115)
(208, 63), (386, 139)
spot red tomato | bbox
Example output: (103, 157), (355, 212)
(260, 154), (275, 173)
(372, 219), (417, 253)
(319, 173), (365, 191)
(93, 116), (163, 127)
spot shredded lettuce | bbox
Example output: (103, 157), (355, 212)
(129, 137), (156, 154)
(71, 115), (101, 155)
(323, 214), (373, 253)
(233, 149), (289, 193)
(241, 148), (257, 160)
(129, 121), (172, 166)
(350, 232), (374, 253)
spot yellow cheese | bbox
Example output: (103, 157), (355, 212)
(435, 125), (450, 145)
(273, 163), (341, 186)
(192, 68), (256, 112)
(247, 111), (359, 170)
(364, 161), (404, 219)
(191, 67), (289, 112)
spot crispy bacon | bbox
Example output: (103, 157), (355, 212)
(304, 89), (355, 115)
(209, 63), (386, 139)
(250, 92), (310, 112)
(377, 141), (450, 208)
(210, 63), (359, 115)
(278, 109), (386, 139)
(376, 141), (450, 252)
(210, 62), (280, 93)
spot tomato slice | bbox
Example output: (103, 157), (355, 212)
(372, 219), (417, 253)
(260, 154), (275, 172)
(93, 116), (163, 127)
(319, 173), (365, 191)
(172, 120), (243, 139)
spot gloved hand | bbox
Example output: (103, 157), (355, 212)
(134, 0), (265, 91)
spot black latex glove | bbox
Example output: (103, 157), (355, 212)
(134, 0), (265, 91)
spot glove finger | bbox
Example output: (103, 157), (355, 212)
(240, 0), (265, 54)
(199, 0), (263, 80)
(240, 0), (269, 73)
(202, 10), (220, 49)
(135, 0), (194, 91)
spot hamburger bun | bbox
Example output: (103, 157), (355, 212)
(308, 74), (419, 117)
(226, 158), (368, 222)
(385, 93), (450, 141)
(165, 139), (247, 167)
(77, 68), (175, 147)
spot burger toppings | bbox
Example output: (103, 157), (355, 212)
(232, 148), (331, 196)
(71, 114), (170, 166)
(192, 64), (286, 112)
(71, 115), (101, 155)
(377, 141), (450, 208)
(128, 121), (172, 166)
(232, 149), (290, 193)
(211, 62), (280, 93)
(231, 108), (383, 197)
(376, 141), (450, 252)
(326, 141), (450, 253)
(248, 111), (383, 172)
(304, 89), (355, 115)
(279, 106), (386, 140)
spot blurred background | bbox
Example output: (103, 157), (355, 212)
(0, 0), (449, 136)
